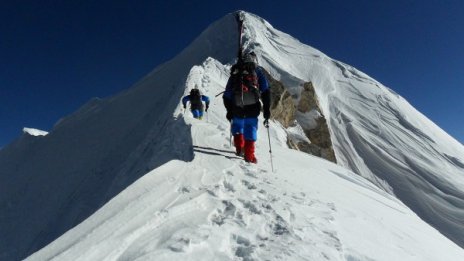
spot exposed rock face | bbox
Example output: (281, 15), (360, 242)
(264, 71), (336, 163)
(266, 72), (296, 128)
(298, 82), (337, 163)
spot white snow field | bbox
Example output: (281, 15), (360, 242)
(0, 11), (463, 261)
(26, 57), (464, 261)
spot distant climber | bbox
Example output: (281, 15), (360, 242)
(182, 88), (210, 120)
(223, 51), (271, 163)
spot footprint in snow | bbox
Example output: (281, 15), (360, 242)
(241, 180), (257, 190)
(177, 186), (191, 194)
(291, 193), (306, 204)
(223, 180), (235, 192)
(272, 218), (290, 236)
(239, 199), (262, 215)
(232, 234), (256, 261)
(168, 238), (190, 252)
(244, 171), (258, 179)
(239, 164), (259, 176)
(210, 212), (225, 226)
(209, 200), (238, 226)
(198, 184), (221, 197)
(327, 202), (337, 211)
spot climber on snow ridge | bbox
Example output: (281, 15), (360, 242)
(182, 88), (210, 120)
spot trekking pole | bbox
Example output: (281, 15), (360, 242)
(265, 120), (274, 172)
(229, 120), (233, 148)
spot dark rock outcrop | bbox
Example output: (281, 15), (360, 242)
(264, 71), (336, 163)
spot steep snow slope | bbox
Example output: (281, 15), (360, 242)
(27, 57), (464, 261)
(0, 14), (240, 261)
(1, 10), (464, 260)
(237, 12), (464, 247)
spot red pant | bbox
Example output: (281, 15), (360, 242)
(234, 134), (257, 163)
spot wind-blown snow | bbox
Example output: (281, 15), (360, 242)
(238, 12), (464, 247)
(1, 10), (463, 261)
(27, 57), (464, 261)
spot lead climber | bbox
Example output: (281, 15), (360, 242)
(223, 51), (271, 163)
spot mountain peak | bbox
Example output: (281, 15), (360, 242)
(1, 11), (464, 261)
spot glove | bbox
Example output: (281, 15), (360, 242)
(263, 119), (269, 128)
(183, 104), (186, 109)
(205, 106), (209, 112)
(226, 111), (233, 122)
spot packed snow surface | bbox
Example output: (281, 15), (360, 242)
(0, 11), (463, 261)
(27, 58), (464, 261)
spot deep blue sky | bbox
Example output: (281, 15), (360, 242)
(1, 0), (463, 147)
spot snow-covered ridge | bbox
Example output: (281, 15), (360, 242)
(27, 54), (464, 261)
(0, 10), (463, 261)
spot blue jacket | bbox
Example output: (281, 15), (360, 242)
(182, 95), (210, 110)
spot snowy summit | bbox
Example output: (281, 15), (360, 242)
(0, 11), (463, 261)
